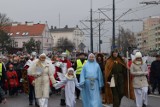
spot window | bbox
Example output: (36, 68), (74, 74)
(15, 42), (18, 47)
(22, 32), (29, 36)
(22, 33), (25, 35)
(10, 33), (13, 35)
(26, 32), (29, 35)
(16, 32), (20, 35)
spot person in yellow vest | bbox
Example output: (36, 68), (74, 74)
(0, 56), (7, 89)
(74, 53), (87, 99)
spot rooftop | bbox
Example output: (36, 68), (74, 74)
(4, 22), (45, 36)
(50, 25), (78, 33)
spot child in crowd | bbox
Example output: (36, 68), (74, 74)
(6, 64), (19, 96)
(54, 67), (81, 107)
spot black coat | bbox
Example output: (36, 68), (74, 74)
(150, 60), (160, 82)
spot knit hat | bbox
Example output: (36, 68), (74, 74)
(39, 53), (46, 58)
(135, 52), (142, 58)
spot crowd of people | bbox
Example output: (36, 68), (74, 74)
(0, 49), (160, 107)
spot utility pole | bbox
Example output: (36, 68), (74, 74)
(112, 0), (116, 50)
(99, 23), (101, 52)
(90, 0), (93, 53)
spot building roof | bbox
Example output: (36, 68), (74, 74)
(4, 23), (45, 36)
(50, 25), (76, 33)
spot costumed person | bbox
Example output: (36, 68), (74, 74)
(54, 67), (81, 107)
(74, 53), (87, 99)
(104, 49), (134, 107)
(17, 55), (26, 93)
(24, 52), (39, 106)
(96, 53), (105, 102)
(79, 53), (104, 107)
(6, 64), (19, 96)
(0, 86), (7, 104)
(59, 52), (72, 106)
(130, 52), (149, 107)
(150, 54), (160, 94)
(52, 55), (61, 95)
(28, 53), (56, 107)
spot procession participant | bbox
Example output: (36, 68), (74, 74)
(6, 64), (19, 96)
(150, 54), (160, 94)
(0, 56), (6, 89)
(74, 53), (87, 99)
(50, 55), (61, 95)
(28, 53), (56, 107)
(80, 53), (104, 107)
(104, 49), (134, 107)
(24, 52), (38, 106)
(130, 52), (149, 107)
(54, 67), (80, 107)
(59, 52), (72, 106)
(96, 53), (105, 102)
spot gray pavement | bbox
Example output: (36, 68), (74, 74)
(1, 94), (160, 107)
(0, 94), (82, 107)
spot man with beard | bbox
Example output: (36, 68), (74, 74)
(104, 49), (134, 107)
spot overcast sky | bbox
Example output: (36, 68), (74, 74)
(0, 0), (160, 53)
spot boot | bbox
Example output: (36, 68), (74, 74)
(143, 104), (146, 107)
(29, 101), (33, 105)
(35, 102), (39, 107)
(60, 99), (66, 106)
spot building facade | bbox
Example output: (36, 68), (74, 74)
(50, 25), (84, 51)
(4, 22), (53, 54)
(136, 16), (160, 54)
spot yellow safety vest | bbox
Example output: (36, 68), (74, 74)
(0, 63), (2, 80)
(76, 59), (87, 74)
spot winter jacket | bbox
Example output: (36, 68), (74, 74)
(130, 63), (148, 88)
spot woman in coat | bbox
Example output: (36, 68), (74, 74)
(130, 52), (148, 107)
(28, 53), (56, 107)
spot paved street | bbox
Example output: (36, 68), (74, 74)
(0, 93), (82, 107)
(1, 94), (160, 107)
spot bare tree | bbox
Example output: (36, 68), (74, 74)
(0, 13), (11, 30)
(0, 13), (12, 54)
(56, 37), (75, 52)
(118, 27), (137, 56)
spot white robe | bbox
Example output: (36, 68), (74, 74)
(54, 77), (80, 107)
(134, 87), (148, 107)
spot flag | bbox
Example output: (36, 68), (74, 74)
(65, 49), (70, 56)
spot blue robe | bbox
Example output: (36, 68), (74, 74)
(80, 60), (104, 107)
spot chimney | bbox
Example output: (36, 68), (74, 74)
(76, 25), (78, 28)
(64, 25), (68, 29)
(54, 26), (57, 29)
(26, 21), (33, 26)
(51, 26), (53, 30)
